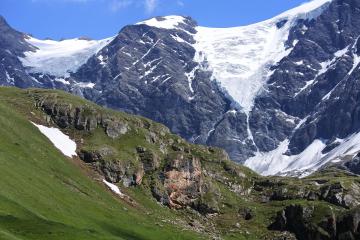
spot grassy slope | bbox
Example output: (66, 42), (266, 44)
(0, 87), (358, 240)
(0, 87), (201, 240)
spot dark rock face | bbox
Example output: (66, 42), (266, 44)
(0, 16), (39, 88)
(253, 177), (360, 209)
(104, 120), (128, 139)
(269, 205), (317, 240)
(336, 208), (360, 240)
(71, 18), (233, 151)
(136, 147), (160, 172)
(270, 205), (360, 240)
(274, 0), (360, 155)
(343, 154), (360, 174)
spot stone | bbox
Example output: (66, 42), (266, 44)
(105, 121), (128, 139)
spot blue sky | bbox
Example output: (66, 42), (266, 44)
(1, 0), (309, 40)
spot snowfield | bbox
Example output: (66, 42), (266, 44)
(245, 132), (360, 177)
(20, 37), (114, 77)
(32, 123), (77, 158)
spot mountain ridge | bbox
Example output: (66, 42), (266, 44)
(1, 0), (360, 177)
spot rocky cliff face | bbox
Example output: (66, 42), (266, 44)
(0, 16), (39, 87)
(270, 204), (360, 240)
(2, 0), (360, 177)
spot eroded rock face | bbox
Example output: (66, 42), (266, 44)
(104, 120), (128, 139)
(36, 98), (100, 131)
(136, 147), (160, 172)
(163, 154), (202, 209)
(337, 208), (360, 240)
(33, 94), (134, 136)
(79, 148), (144, 187)
(270, 205), (360, 240)
(78, 147), (114, 163)
(342, 154), (360, 175)
(269, 204), (331, 240)
(320, 182), (360, 209)
(151, 152), (221, 214)
(253, 177), (360, 210)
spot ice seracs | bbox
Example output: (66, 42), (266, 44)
(32, 122), (77, 158)
(20, 36), (114, 77)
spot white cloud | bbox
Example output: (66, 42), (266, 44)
(177, 0), (184, 7)
(144, 0), (158, 14)
(32, 0), (162, 13)
(110, 0), (133, 12)
(32, 0), (90, 2)
(31, 0), (91, 3)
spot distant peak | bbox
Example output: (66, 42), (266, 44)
(136, 15), (196, 30)
(0, 15), (10, 27)
(274, 0), (332, 21)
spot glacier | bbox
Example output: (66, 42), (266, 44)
(20, 37), (114, 77)
(193, 0), (332, 114)
(245, 132), (360, 177)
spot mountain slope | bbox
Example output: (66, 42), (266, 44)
(0, 87), (203, 240)
(2, 0), (360, 177)
(0, 87), (360, 239)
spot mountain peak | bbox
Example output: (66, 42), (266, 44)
(0, 15), (11, 29)
(275, 0), (332, 22)
(136, 15), (196, 30)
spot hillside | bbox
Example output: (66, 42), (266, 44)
(0, 87), (359, 240)
(0, 87), (202, 240)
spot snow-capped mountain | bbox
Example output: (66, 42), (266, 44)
(1, 0), (360, 177)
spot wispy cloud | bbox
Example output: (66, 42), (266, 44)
(31, 0), (163, 14)
(144, 0), (158, 14)
(31, 0), (90, 2)
(110, 0), (133, 12)
(177, 0), (184, 7)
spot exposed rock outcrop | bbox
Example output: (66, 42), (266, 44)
(270, 205), (360, 240)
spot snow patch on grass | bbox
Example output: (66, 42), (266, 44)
(103, 180), (124, 197)
(32, 122), (77, 158)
